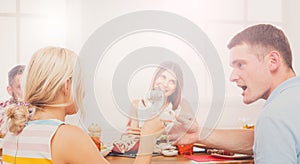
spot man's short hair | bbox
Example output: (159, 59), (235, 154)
(227, 24), (293, 70)
(8, 65), (25, 86)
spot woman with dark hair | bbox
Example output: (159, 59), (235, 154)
(127, 61), (196, 133)
(112, 61), (197, 154)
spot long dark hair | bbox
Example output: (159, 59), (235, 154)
(151, 61), (183, 110)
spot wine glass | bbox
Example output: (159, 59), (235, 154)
(159, 109), (176, 149)
(139, 88), (165, 120)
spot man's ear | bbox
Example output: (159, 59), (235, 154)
(268, 50), (281, 72)
(7, 86), (13, 96)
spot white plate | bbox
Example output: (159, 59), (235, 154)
(211, 153), (253, 159)
(100, 146), (113, 157)
(157, 143), (176, 150)
(161, 149), (178, 157)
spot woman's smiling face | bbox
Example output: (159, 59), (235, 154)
(153, 70), (177, 98)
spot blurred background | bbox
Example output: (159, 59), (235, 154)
(1, 0), (299, 143)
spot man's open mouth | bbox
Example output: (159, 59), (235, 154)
(241, 86), (247, 91)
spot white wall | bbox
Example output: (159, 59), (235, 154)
(1, 0), (300, 144)
(71, 0), (300, 144)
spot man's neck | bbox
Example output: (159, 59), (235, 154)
(269, 68), (296, 96)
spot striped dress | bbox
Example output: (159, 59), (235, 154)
(2, 119), (64, 164)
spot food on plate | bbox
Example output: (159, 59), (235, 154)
(207, 148), (253, 159)
(101, 145), (107, 150)
(211, 153), (253, 159)
(207, 149), (234, 156)
(101, 146), (113, 157)
(112, 135), (139, 154)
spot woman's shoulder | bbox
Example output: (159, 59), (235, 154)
(56, 124), (87, 138)
(180, 98), (190, 105)
(52, 124), (105, 163)
(52, 124), (92, 154)
(179, 98), (194, 113)
(53, 124), (91, 150)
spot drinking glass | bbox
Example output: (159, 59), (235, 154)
(139, 88), (165, 120)
(159, 109), (176, 149)
(177, 143), (193, 155)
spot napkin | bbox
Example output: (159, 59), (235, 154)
(184, 154), (230, 162)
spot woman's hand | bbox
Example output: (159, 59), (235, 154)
(141, 116), (164, 137)
(125, 126), (141, 135)
(134, 117), (164, 164)
(138, 117), (164, 153)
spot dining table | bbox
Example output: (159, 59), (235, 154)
(105, 152), (254, 164)
(0, 150), (254, 164)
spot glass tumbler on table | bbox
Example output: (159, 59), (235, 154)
(88, 123), (102, 151)
(159, 109), (176, 149)
(177, 143), (194, 155)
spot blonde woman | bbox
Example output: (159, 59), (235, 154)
(2, 46), (163, 164)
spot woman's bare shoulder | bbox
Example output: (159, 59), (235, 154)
(52, 124), (104, 163)
(54, 124), (89, 147)
(58, 124), (86, 135)
(180, 98), (192, 109)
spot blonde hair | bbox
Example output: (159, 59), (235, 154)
(6, 46), (84, 134)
